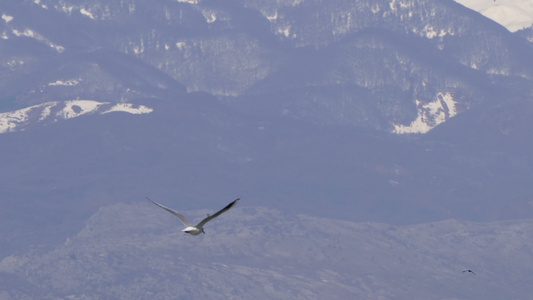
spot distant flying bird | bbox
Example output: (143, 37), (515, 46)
(146, 197), (240, 235)
(462, 269), (476, 275)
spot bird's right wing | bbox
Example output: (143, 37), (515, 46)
(197, 198), (240, 227)
(146, 197), (192, 226)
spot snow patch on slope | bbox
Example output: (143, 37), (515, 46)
(33, 0), (48, 9)
(57, 100), (106, 120)
(393, 92), (458, 134)
(8, 27), (64, 53)
(101, 103), (154, 115)
(0, 103), (50, 134)
(48, 79), (81, 86)
(2, 14), (13, 23)
(0, 100), (153, 134)
(80, 8), (95, 20)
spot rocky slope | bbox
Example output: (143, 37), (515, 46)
(1, 203), (532, 299)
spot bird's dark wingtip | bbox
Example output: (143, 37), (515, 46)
(223, 198), (240, 210)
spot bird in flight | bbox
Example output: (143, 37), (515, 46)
(462, 269), (476, 275)
(146, 197), (240, 235)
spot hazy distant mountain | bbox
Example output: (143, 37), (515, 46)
(1, 203), (532, 299)
(1, 1), (533, 298)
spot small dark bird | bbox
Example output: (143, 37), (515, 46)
(146, 197), (240, 235)
(462, 269), (476, 275)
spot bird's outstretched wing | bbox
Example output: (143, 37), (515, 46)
(146, 197), (192, 226)
(197, 198), (240, 227)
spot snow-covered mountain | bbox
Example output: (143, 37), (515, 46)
(455, 0), (533, 32)
(0, 100), (152, 133)
(1, 1), (533, 298)
(1, 0), (532, 134)
(0, 0), (532, 231)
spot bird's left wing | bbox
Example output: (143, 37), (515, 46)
(197, 198), (240, 227)
(146, 197), (192, 226)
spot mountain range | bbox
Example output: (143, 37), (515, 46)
(1, 0), (533, 298)
(2, 0), (532, 132)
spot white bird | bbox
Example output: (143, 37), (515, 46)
(146, 197), (240, 235)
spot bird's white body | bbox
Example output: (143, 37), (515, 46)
(182, 226), (203, 235)
(147, 197), (240, 236)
